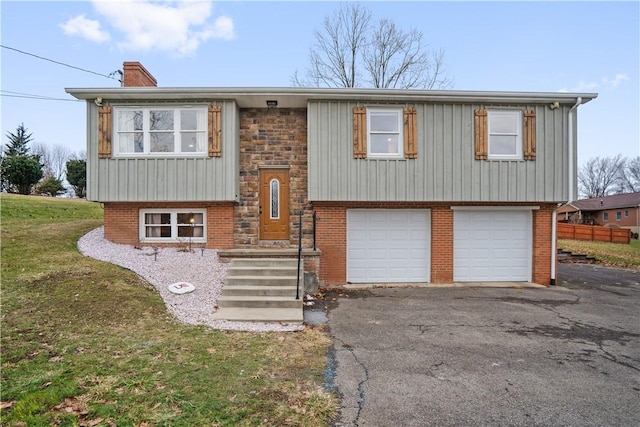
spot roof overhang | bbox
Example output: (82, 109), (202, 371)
(65, 87), (598, 109)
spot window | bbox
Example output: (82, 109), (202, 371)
(367, 108), (404, 158)
(114, 107), (207, 156)
(616, 211), (621, 221)
(140, 209), (206, 243)
(603, 212), (609, 221)
(488, 110), (522, 160)
(625, 209), (629, 217)
(270, 179), (280, 219)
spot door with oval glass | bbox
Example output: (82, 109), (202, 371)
(259, 168), (290, 240)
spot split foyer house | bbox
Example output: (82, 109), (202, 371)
(67, 62), (597, 287)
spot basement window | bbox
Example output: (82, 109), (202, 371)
(140, 209), (206, 243)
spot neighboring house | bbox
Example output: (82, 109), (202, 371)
(67, 62), (597, 287)
(557, 192), (640, 235)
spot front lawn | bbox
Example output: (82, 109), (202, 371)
(558, 238), (640, 268)
(1, 194), (337, 426)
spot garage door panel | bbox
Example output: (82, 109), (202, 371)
(347, 210), (430, 283)
(454, 210), (531, 282)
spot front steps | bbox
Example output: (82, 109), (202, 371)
(212, 258), (303, 323)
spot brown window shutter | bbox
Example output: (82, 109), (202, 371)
(208, 104), (222, 157)
(353, 107), (367, 159)
(474, 109), (488, 160)
(523, 110), (536, 160)
(403, 106), (418, 159)
(98, 105), (112, 159)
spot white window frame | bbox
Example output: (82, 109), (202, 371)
(114, 105), (208, 157)
(488, 110), (522, 160)
(603, 212), (609, 221)
(616, 211), (621, 221)
(367, 107), (404, 159)
(139, 209), (207, 243)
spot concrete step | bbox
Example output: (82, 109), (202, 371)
(218, 295), (302, 309)
(225, 275), (298, 287)
(230, 258), (298, 268)
(557, 249), (597, 263)
(222, 285), (298, 297)
(211, 307), (303, 323)
(226, 266), (298, 277)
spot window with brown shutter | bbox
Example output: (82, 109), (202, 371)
(474, 109), (488, 160)
(403, 106), (418, 159)
(353, 107), (367, 159)
(98, 105), (112, 159)
(523, 110), (536, 160)
(208, 104), (222, 157)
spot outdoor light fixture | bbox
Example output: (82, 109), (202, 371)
(266, 100), (278, 108)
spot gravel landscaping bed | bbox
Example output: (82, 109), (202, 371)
(78, 227), (304, 332)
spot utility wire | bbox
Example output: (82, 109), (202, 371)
(1, 90), (82, 102)
(1, 44), (118, 81)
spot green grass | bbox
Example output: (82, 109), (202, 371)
(558, 238), (640, 268)
(1, 194), (337, 426)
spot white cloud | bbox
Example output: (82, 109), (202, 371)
(559, 73), (630, 93)
(603, 73), (629, 89)
(60, 14), (110, 43)
(90, 0), (235, 56)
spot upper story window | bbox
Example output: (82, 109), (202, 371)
(367, 108), (404, 159)
(616, 211), (622, 221)
(488, 110), (522, 160)
(114, 106), (207, 156)
(475, 109), (535, 161)
(625, 209), (629, 217)
(603, 212), (609, 221)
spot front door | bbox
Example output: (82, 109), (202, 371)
(259, 168), (290, 240)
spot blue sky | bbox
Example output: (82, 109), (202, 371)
(1, 1), (638, 166)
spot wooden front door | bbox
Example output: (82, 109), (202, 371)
(259, 169), (290, 240)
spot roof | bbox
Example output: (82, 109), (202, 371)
(563, 192), (640, 211)
(65, 87), (598, 109)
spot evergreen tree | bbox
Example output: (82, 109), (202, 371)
(4, 123), (34, 156)
(1, 155), (43, 194)
(35, 176), (66, 197)
(66, 159), (87, 198)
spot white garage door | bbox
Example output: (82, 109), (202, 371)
(454, 210), (532, 282)
(347, 209), (430, 283)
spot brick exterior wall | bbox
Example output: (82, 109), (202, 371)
(313, 201), (557, 286)
(533, 204), (554, 286)
(236, 108), (313, 248)
(104, 202), (234, 249)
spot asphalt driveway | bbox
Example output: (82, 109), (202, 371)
(326, 264), (640, 426)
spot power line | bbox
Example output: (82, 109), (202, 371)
(1, 90), (82, 102)
(1, 44), (118, 81)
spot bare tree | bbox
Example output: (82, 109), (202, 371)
(618, 156), (640, 193)
(293, 3), (452, 89)
(578, 154), (626, 198)
(32, 142), (72, 180)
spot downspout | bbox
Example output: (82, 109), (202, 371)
(552, 97), (583, 286)
(567, 97), (583, 204)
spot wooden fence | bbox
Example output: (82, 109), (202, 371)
(557, 223), (630, 244)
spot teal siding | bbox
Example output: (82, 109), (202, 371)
(308, 101), (570, 202)
(87, 100), (239, 202)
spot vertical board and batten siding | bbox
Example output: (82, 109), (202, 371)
(308, 101), (570, 202)
(86, 100), (239, 202)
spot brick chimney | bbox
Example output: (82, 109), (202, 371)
(122, 62), (157, 87)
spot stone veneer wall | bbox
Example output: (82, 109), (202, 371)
(235, 108), (315, 249)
